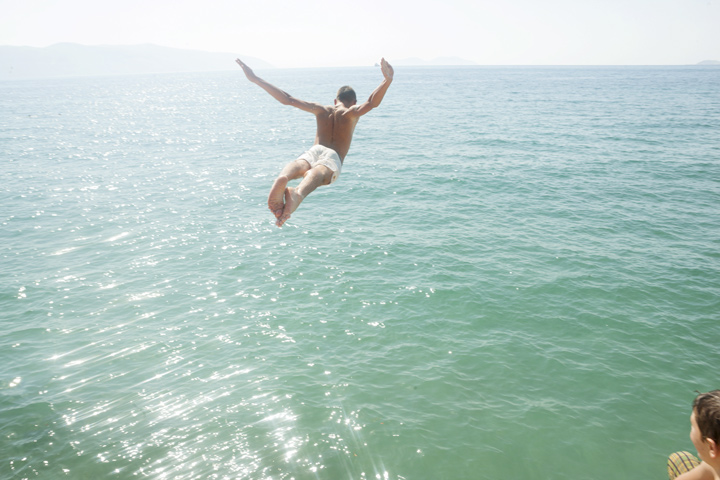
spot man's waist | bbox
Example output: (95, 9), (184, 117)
(314, 142), (347, 161)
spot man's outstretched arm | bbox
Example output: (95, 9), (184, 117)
(354, 58), (394, 117)
(236, 58), (321, 114)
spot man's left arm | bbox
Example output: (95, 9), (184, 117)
(353, 58), (394, 117)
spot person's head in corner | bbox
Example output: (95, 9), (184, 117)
(335, 86), (357, 107)
(691, 390), (720, 464)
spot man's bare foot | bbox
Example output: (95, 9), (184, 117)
(268, 175), (289, 219)
(276, 187), (305, 227)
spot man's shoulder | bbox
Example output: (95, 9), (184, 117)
(335, 105), (363, 119)
(314, 105), (335, 116)
(676, 462), (719, 480)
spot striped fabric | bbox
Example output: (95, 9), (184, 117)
(667, 451), (701, 479)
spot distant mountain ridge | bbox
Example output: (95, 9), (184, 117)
(0, 43), (273, 80)
(393, 56), (477, 66)
(3, 44), (710, 80)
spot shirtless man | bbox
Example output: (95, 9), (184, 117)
(236, 57), (394, 227)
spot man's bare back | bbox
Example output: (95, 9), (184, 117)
(236, 58), (394, 227)
(312, 104), (359, 161)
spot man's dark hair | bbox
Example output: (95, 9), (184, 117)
(694, 390), (720, 443)
(336, 86), (356, 105)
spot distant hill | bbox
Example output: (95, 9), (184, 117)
(393, 56), (477, 66)
(696, 60), (720, 65)
(0, 43), (273, 80)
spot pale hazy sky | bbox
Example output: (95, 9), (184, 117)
(1, 0), (718, 67)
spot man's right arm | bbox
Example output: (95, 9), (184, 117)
(236, 58), (322, 114)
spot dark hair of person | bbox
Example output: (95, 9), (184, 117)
(694, 390), (720, 443)
(336, 86), (356, 105)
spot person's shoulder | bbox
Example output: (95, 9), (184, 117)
(341, 105), (365, 118)
(313, 105), (334, 115)
(676, 462), (718, 480)
(327, 105), (359, 119)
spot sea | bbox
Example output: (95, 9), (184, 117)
(1, 65), (719, 480)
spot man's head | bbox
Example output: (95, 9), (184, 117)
(336, 86), (357, 107)
(690, 390), (720, 464)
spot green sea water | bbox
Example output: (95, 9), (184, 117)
(1, 66), (719, 479)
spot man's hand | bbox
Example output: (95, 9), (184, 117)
(236, 58), (258, 83)
(380, 58), (394, 81)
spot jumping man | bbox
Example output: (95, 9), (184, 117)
(236, 58), (394, 227)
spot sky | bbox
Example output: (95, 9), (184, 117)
(1, 0), (718, 67)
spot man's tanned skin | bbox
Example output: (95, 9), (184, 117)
(236, 58), (394, 227)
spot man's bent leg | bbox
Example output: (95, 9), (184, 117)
(280, 159), (311, 180)
(276, 165), (333, 227)
(268, 160), (311, 219)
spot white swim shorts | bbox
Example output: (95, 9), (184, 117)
(298, 145), (342, 184)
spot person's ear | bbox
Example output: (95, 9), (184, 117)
(334, 99), (338, 105)
(708, 438), (719, 459)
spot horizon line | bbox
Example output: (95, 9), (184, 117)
(0, 42), (716, 68)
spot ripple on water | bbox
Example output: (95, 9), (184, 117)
(1, 67), (719, 479)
